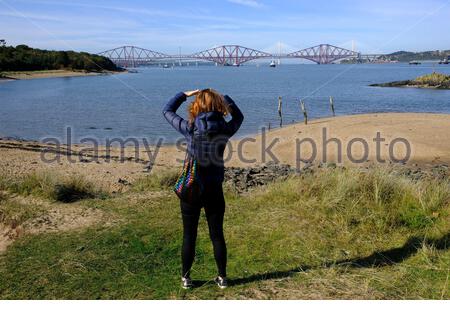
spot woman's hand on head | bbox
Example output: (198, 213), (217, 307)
(184, 90), (200, 97)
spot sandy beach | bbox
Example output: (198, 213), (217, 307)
(1, 69), (125, 80)
(1, 112), (449, 192)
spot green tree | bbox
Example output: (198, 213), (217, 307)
(56, 51), (70, 68)
(0, 44), (118, 72)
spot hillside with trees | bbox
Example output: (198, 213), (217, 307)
(0, 44), (120, 72)
(383, 50), (450, 62)
(341, 49), (450, 64)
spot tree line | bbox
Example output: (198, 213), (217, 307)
(384, 50), (450, 62)
(0, 44), (120, 72)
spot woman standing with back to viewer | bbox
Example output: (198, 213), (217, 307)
(163, 89), (244, 289)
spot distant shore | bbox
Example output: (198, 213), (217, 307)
(0, 69), (127, 80)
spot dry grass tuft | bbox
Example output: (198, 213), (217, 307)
(0, 171), (106, 203)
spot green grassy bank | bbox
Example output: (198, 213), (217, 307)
(0, 167), (449, 299)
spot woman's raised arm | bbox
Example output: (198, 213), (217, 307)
(162, 90), (200, 136)
(223, 95), (244, 137)
(162, 92), (189, 136)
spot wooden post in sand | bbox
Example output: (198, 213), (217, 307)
(278, 96), (283, 127)
(300, 100), (308, 125)
(329, 96), (335, 116)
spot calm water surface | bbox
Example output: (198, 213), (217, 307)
(1, 63), (450, 143)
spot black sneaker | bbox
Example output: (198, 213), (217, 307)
(181, 276), (193, 289)
(214, 276), (228, 289)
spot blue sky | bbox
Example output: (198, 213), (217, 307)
(1, 0), (450, 54)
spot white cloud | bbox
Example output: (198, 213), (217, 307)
(227, 0), (263, 8)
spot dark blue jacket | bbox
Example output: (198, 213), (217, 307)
(163, 92), (244, 184)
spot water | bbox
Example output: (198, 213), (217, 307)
(1, 63), (450, 144)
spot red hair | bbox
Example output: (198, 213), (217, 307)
(188, 89), (230, 123)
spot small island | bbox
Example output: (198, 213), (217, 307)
(371, 72), (450, 89)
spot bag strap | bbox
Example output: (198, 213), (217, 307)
(186, 121), (196, 160)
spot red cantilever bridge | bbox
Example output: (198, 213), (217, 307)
(97, 44), (362, 67)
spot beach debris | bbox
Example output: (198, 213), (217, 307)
(118, 178), (131, 186)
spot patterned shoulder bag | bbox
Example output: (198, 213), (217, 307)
(173, 150), (203, 204)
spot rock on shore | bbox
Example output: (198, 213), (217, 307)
(224, 162), (449, 193)
(224, 162), (297, 192)
(371, 72), (450, 89)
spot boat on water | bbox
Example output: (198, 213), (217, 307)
(162, 64), (170, 68)
(269, 60), (276, 67)
(409, 60), (421, 65)
(222, 62), (240, 67)
(439, 58), (449, 65)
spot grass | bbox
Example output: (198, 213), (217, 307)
(132, 169), (180, 192)
(412, 72), (450, 88)
(0, 194), (45, 228)
(0, 171), (106, 203)
(0, 167), (449, 299)
(414, 72), (450, 85)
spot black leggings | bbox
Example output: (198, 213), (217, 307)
(180, 184), (227, 278)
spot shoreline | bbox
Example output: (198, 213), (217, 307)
(1, 111), (449, 147)
(0, 69), (127, 81)
(1, 113), (450, 190)
(1, 112), (450, 162)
